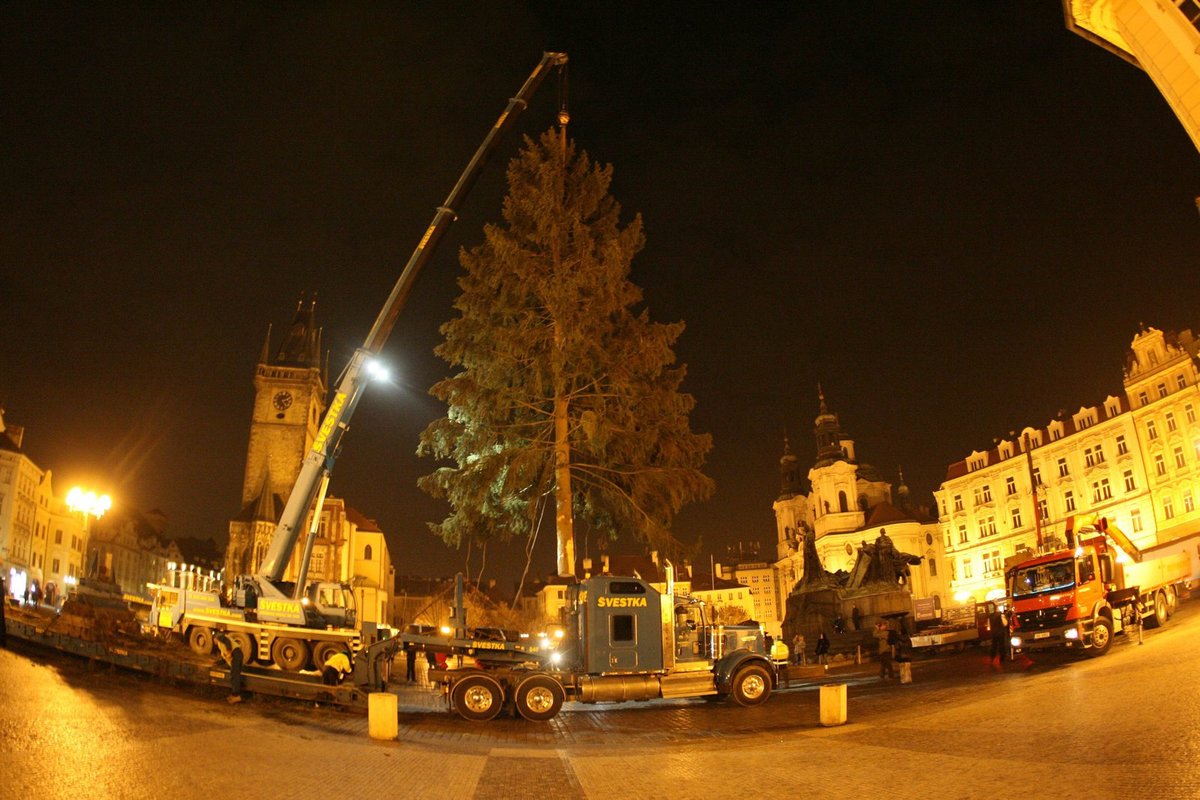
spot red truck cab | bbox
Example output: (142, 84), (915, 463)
(1007, 539), (1118, 656)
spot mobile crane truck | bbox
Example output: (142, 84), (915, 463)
(402, 566), (776, 721)
(1008, 516), (1191, 657)
(148, 52), (570, 673)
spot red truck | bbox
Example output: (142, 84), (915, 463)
(1008, 517), (1191, 657)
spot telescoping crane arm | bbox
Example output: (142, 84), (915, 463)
(254, 52), (569, 592)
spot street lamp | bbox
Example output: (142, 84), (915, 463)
(67, 487), (111, 580)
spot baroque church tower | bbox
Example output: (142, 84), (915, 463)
(226, 297), (326, 577)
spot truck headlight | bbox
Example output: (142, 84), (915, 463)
(1065, 628), (1079, 640)
(1010, 636), (1021, 648)
(550, 652), (562, 665)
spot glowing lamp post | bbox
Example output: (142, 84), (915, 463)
(66, 488), (112, 523)
(67, 487), (111, 580)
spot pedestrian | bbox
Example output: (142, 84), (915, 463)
(322, 648), (352, 686)
(989, 607), (1008, 665)
(832, 615), (845, 634)
(851, 605), (862, 632)
(764, 633), (774, 656)
(815, 632), (831, 667)
(213, 631), (246, 704)
(404, 640), (417, 682)
(792, 632), (806, 666)
(875, 622), (896, 681)
(1131, 597), (1145, 645)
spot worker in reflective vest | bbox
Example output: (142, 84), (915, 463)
(322, 649), (352, 686)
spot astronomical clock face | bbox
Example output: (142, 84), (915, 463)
(273, 391), (294, 412)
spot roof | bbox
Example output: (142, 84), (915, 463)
(345, 506), (382, 533)
(688, 572), (745, 592)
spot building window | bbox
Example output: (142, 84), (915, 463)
(54, 529), (63, 545)
(1057, 458), (1069, 477)
(985, 550), (1001, 574)
(1155, 454), (1167, 476)
(1167, 412), (1178, 433)
(1051, 429), (1063, 441)
(1038, 497), (1049, 520)
(1131, 508), (1143, 533)
(1179, 374), (1188, 391)
(1117, 435), (1129, 456)
(1174, 447), (1186, 469)
(1011, 507), (1023, 529)
(1158, 382), (1168, 399)
(953, 495), (963, 513)
(958, 525), (968, 544)
(52, 558), (60, 574)
(1138, 390), (1149, 406)
(1185, 491), (1195, 514)
(979, 516), (997, 537)
(962, 559), (974, 580)
(1164, 497), (1175, 520)
(1123, 470), (1136, 492)
(1065, 490), (1076, 512)
(1084, 446), (1105, 467)
(363, 544), (372, 560)
(928, 559), (937, 577)
(1147, 420), (1158, 440)
(1187, 404), (1196, 424)
(1006, 476), (1017, 495)
(1091, 478), (1112, 503)
(1032, 467), (1042, 486)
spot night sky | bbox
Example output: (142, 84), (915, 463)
(5, 3), (1200, 583)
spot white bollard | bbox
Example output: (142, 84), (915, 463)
(820, 683), (847, 727)
(368, 692), (399, 740)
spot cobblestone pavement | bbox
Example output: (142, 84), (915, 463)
(3, 600), (1199, 799)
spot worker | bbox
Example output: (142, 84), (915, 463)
(322, 648), (352, 686)
(214, 631), (245, 704)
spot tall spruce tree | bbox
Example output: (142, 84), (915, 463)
(418, 128), (713, 578)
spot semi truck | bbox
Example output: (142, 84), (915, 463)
(404, 568), (776, 721)
(146, 53), (570, 672)
(1008, 517), (1191, 657)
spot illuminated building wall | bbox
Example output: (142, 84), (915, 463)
(937, 325), (1200, 603)
(1064, 0), (1200, 153)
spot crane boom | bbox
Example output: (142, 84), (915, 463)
(254, 52), (569, 594)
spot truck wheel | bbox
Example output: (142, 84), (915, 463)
(1148, 592), (1169, 629)
(1087, 617), (1112, 657)
(730, 663), (772, 707)
(228, 631), (256, 662)
(513, 675), (565, 722)
(451, 674), (504, 721)
(311, 641), (343, 670)
(271, 637), (310, 672)
(1165, 588), (1177, 617)
(188, 626), (214, 656)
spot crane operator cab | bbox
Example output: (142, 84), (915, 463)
(306, 581), (356, 629)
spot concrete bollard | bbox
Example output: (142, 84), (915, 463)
(368, 692), (398, 740)
(899, 661), (913, 684)
(820, 683), (847, 727)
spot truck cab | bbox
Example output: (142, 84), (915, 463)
(1008, 541), (1118, 656)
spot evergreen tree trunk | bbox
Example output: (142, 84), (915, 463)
(554, 393), (575, 577)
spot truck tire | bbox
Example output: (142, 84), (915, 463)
(188, 626), (214, 656)
(228, 631), (256, 662)
(1087, 616), (1112, 657)
(1165, 587), (1178, 617)
(1148, 592), (1169, 629)
(513, 674), (565, 722)
(451, 674), (504, 721)
(730, 663), (772, 707)
(311, 641), (344, 671)
(271, 637), (310, 672)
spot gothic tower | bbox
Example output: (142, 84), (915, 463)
(226, 297), (326, 577)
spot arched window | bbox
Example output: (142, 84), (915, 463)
(838, 491), (848, 513)
(364, 544), (373, 560)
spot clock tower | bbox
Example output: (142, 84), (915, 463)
(226, 297), (326, 577)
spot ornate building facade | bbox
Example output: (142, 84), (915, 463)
(773, 390), (947, 613)
(225, 299), (394, 624)
(936, 325), (1200, 603)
